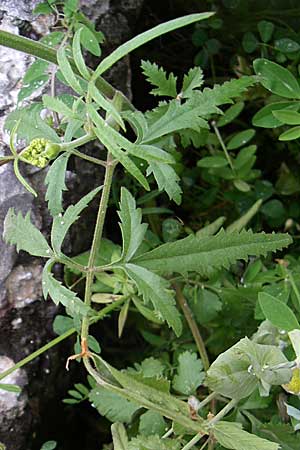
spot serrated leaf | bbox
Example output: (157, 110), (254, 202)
(147, 162), (182, 204)
(259, 292), (300, 331)
(42, 95), (75, 118)
(181, 67), (204, 98)
(3, 208), (53, 257)
(42, 260), (89, 316)
(4, 103), (60, 144)
(87, 104), (149, 190)
(88, 83), (125, 130)
(141, 60), (177, 97)
(172, 351), (204, 395)
(253, 59), (300, 99)
(89, 386), (140, 423)
(51, 186), (102, 254)
(118, 187), (148, 261)
(45, 153), (70, 217)
(142, 76), (256, 143)
(213, 421), (279, 450)
(124, 263), (182, 336)
(57, 46), (84, 95)
(132, 229), (292, 277)
(112, 423), (129, 450)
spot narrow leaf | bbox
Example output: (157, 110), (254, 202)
(3, 208), (53, 257)
(111, 423), (129, 450)
(124, 263), (182, 336)
(51, 186), (102, 254)
(87, 104), (149, 190)
(132, 229), (292, 277)
(72, 28), (90, 80)
(45, 153), (70, 217)
(93, 13), (214, 77)
(43, 260), (89, 316)
(88, 83), (125, 130)
(0, 383), (21, 393)
(118, 187), (148, 261)
(42, 95), (75, 118)
(147, 162), (182, 204)
(57, 46), (84, 95)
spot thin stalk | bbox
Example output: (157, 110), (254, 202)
(174, 283), (210, 371)
(192, 392), (218, 411)
(211, 121), (235, 174)
(0, 30), (135, 112)
(81, 153), (116, 342)
(70, 149), (107, 167)
(181, 433), (203, 450)
(162, 427), (173, 439)
(0, 297), (126, 383)
(60, 133), (96, 150)
(208, 399), (237, 426)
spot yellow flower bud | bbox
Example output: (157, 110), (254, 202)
(282, 368), (300, 394)
(20, 138), (61, 168)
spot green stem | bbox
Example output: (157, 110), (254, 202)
(0, 297), (126, 383)
(211, 121), (235, 174)
(181, 433), (203, 450)
(0, 30), (135, 112)
(174, 283), (210, 371)
(60, 133), (96, 150)
(81, 153), (116, 342)
(208, 399), (237, 426)
(70, 149), (107, 167)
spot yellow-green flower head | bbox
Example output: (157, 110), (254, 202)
(282, 368), (300, 395)
(20, 138), (61, 168)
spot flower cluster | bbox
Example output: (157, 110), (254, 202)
(20, 138), (61, 168)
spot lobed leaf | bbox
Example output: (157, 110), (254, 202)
(3, 208), (53, 258)
(51, 186), (102, 254)
(141, 60), (177, 97)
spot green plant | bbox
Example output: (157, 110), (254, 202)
(1, 2), (300, 449)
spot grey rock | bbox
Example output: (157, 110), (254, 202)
(6, 263), (43, 310)
(0, 0), (41, 21)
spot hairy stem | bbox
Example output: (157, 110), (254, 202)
(208, 398), (237, 426)
(181, 433), (204, 450)
(0, 30), (135, 112)
(81, 153), (116, 342)
(174, 283), (210, 371)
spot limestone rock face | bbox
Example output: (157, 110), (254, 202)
(0, 0), (143, 448)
